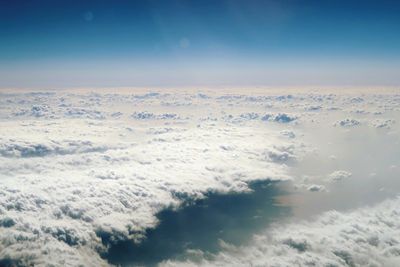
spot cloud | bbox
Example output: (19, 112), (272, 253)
(328, 170), (352, 182)
(0, 139), (110, 158)
(0, 89), (398, 266)
(280, 130), (296, 139)
(0, 90), (301, 265)
(262, 113), (297, 123)
(335, 118), (361, 127)
(161, 197), (400, 267)
(264, 145), (296, 163)
(13, 105), (54, 118)
(131, 111), (180, 120)
(371, 119), (396, 129)
(307, 184), (326, 192)
(64, 108), (105, 119)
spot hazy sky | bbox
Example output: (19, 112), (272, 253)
(1, 0), (400, 88)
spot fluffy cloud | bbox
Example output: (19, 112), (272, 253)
(306, 184), (326, 192)
(0, 91), (300, 265)
(162, 197), (400, 267)
(0, 89), (398, 266)
(131, 111), (180, 120)
(328, 170), (352, 182)
(262, 113), (297, 123)
(335, 119), (361, 127)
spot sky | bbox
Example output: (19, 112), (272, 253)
(1, 0), (400, 88)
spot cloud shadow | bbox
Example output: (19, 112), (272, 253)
(100, 180), (291, 266)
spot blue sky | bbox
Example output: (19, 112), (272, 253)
(1, 0), (400, 88)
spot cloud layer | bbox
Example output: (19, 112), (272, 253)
(0, 89), (398, 266)
(162, 196), (400, 267)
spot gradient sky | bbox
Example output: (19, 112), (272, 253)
(1, 0), (400, 88)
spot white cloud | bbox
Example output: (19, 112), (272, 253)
(335, 118), (361, 127)
(0, 91), (299, 265)
(262, 113), (297, 123)
(371, 119), (396, 129)
(0, 89), (398, 266)
(328, 170), (352, 182)
(162, 197), (400, 267)
(307, 184), (326, 192)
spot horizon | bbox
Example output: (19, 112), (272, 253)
(1, 2), (400, 267)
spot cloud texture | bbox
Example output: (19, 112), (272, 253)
(162, 197), (400, 267)
(0, 89), (399, 266)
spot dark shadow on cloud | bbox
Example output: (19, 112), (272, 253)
(0, 258), (25, 267)
(99, 180), (291, 267)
